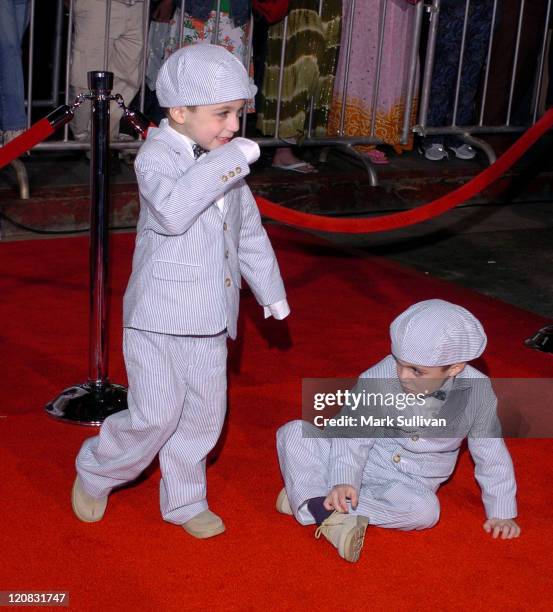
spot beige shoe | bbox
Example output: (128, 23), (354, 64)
(71, 476), (108, 523)
(315, 511), (369, 563)
(276, 488), (293, 515)
(182, 510), (225, 539)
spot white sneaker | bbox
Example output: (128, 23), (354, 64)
(2, 129), (25, 146)
(315, 511), (369, 563)
(421, 143), (448, 161)
(448, 143), (476, 160)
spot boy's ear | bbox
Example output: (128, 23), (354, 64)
(446, 363), (466, 377)
(168, 106), (186, 124)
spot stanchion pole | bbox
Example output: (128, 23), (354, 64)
(89, 70), (111, 387)
(45, 71), (127, 426)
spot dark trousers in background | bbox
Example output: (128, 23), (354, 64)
(483, 0), (549, 125)
(426, 0), (493, 145)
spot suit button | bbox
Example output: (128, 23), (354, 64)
(222, 175), (228, 182)
(228, 170), (235, 178)
(393, 454), (401, 463)
(225, 249), (229, 259)
(225, 278), (231, 287)
(223, 222), (228, 231)
(236, 166), (241, 174)
(411, 435), (419, 441)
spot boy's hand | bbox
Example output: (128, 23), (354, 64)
(231, 137), (260, 164)
(324, 484), (358, 513)
(483, 518), (521, 539)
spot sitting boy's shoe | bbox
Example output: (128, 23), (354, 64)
(315, 511), (369, 563)
(275, 487), (293, 515)
(71, 476), (108, 523)
(447, 143), (477, 160)
(182, 509), (225, 539)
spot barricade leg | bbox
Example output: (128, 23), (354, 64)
(9, 159), (29, 200)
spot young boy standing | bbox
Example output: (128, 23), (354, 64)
(72, 44), (289, 538)
(276, 300), (520, 562)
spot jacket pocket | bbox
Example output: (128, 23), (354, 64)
(409, 454), (456, 478)
(152, 260), (199, 283)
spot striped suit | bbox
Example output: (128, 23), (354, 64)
(76, 120), (287, 524)
(277, 356), (517, 529)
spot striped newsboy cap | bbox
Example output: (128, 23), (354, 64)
(156, 44), (257, 107)
(390, 299), (487, 366)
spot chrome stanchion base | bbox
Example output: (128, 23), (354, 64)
(45, 381), (127, 426)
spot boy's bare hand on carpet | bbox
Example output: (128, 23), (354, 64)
(483, 518), (521, 539)
(324, 485), (358, 513)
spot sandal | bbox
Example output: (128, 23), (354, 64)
(272, 162), (318, 174)
(364, 149), (389, 165)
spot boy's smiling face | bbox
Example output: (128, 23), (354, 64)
(168, 99), (245, 150)
(394, 357), (465, 395)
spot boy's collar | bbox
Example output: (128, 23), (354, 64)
(154, 118), (195, 158)
(166, 120), (196, 155)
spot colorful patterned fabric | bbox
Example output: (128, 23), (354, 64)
(327, 0), (418, 151)
(185, 0), (251, 27)
(146, 5), (255, 110)
(256, 0), (342, 138)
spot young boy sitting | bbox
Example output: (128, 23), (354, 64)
(276, 299), (520, 562)
(71, 44), (289, 538)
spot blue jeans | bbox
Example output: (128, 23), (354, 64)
(0, 0), (30, 131)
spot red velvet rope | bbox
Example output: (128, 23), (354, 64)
(0, 118), (54, 170)
(3, 107), (552, 235)
(0, 115), (155, 171)
(254, 107), (553, 234)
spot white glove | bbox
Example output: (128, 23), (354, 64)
(232, 137), (261, 164)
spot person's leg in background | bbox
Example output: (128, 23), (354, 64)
(545, 12), (553, 109)
(70, 0), (144, 142)
(446, 0), (494, 159)
(421, 0), (465, 160)
(70, 0), (108, 141)
(511, 0), (550, 124)
(483, 0), (548, 125)
(0, 0), (30, 144)
(106, 0), (144, 141)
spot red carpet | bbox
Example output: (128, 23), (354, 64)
(1, 226), (552, 610)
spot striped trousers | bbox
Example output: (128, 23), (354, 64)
(76, 328), (227, 524)
(277, 420), (440, 530)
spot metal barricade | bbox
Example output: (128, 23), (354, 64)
(18, 0), (552, 176)
(23, 0), (423, 182)
(415, 0), (553, 164)
(256, 0), (424, 185)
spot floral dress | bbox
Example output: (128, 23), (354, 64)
(146, 1), (255, 111)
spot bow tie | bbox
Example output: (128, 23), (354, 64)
(192, 143), (208, 159)
(426, 390), (447, 401)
